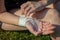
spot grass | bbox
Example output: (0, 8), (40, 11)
(0, 29), (51, 40)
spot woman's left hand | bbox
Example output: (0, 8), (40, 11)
(21, 1), (45, 17)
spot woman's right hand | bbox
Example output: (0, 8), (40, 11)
(25, 19), (42, 36)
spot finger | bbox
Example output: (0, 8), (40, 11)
(27, 8), (35, 16)
(42, 31), (54, 35)
(43, 22), (53, 28)
(46, 26), (55, 30)
(43, 22), (50, 26)
(42, 28), (54, 33)
(24, 6), (31, 16)
(43, 22), (54, 27)
(43, 25), (55, 30)
(42, 28), (54, 34)
(20, 8), (25, 15)
(45, 24), (53, 27)
(29, 12), (35, 18)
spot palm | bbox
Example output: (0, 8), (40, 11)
(25, 19), (42, 36)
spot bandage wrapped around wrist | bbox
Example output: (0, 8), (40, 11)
(18, 15), (29, 27)
(18, 15), (39, 28)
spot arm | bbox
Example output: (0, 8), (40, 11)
(0, 12), (19, 25)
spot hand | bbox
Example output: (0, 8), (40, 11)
(21, 1), (46, 16)
(25, 19), (42, 36)
(42, 22), (55, 35)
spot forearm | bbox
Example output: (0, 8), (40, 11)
(0, 12), (19, 25)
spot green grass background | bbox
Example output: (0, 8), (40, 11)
(0, 29), (51, 40)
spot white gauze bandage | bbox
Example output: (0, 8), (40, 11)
(18, 15), (29, 27)
(18, 15), (40, 29)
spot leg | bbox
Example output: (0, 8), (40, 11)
(1, 9), (27, 31)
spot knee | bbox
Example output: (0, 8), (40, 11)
(47, 9), (59, 17)
(42, 8), (60, 25)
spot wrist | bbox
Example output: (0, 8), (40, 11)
(18, 16), (28, 27)
(18, 15), (33, 27)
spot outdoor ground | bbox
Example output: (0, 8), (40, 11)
(0, 29), (51, 40)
